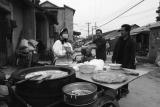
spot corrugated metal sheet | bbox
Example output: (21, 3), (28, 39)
(103, 22), (160, 40)
(130, 22), (160, 35)
(148, 21), (160, 29)
(130, 26), (150, 35)
(104, 30), (121, 40)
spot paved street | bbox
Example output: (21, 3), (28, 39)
(106, 53), (160, 107)
(119, 64), (160, 107)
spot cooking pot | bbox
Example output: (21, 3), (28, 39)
(62, 82), (98, 106)
(10, 66), (76, 107)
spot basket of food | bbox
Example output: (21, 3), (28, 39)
(79, 64), (96, 74)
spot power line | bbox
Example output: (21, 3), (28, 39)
(92, 22), (98, 36)
(102, 14), (154, 32)
(98, 0), (146, 28)
(119, 7), (156, 19)
(101, 7), (156, 31)
(97, 0), (136, 23)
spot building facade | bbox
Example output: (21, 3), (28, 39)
(0, 0), (12, 66)
(40, 1), (75, 42)
(149, 25), (160, 61)
(0, 0), (58, 65)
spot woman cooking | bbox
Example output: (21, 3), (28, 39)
(52, 28), (74, 65)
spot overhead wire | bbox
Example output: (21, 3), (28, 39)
(97, 0), (136, 23)
(98, 0), (146, 28)
(102, 12), (155, 31)
(119, 7), (156, 19)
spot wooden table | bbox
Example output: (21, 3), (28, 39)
(76, 68), (150, 90)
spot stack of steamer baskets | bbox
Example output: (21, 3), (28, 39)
(10, 66), (76, 107)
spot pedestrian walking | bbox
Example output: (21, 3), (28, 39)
(106, 41), (110, 55)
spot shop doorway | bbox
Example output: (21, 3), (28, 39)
(0, 8), (10, 66)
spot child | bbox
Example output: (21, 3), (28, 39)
(79, 47), (94, 63)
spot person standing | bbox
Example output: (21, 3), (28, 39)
(106, 40), (110, 55)
(83, 29), (106, 62)
(91, 29), (106, 61)
(52, 28), (74, 65)
(112, 24), (136, 96)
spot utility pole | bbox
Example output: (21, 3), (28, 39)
(92, 26), (94, 40)
(91, 22), (97, 40)
(95, 22), (97, 30)
(86, 22), (91, 37)
(92, 22), (97, 34)
(92, 26), (94, 36)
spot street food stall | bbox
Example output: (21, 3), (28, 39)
(1, 58), (150, 107)
(52, 58), (150, 106)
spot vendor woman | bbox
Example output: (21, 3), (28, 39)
(52, 28), (74, 65)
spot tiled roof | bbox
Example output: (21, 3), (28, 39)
(130, 26), (150, 35)
(103, 22), (160, 39)
(103, 30), (121, 40)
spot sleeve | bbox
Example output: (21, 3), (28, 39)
(112, 39), (119, 63)
(52, 40), (66, 57)
(93, 38), (106, 47)
(129, 40), (136, 69)
(68, 43), (73, 52)
(92, 39), (96, 44)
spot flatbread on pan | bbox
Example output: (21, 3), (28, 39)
(25, 70), (68, 80)
(92, 72), (127, 84)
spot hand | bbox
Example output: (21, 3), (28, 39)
(86, 47), (92, 53)
(89, 44), (96, 48)
(65, 47), (72, 53)
(82, 45), (88, 49)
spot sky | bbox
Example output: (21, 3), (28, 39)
(40, 0), (159, 37)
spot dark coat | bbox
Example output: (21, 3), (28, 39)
(112, 36), (136, 69)
(93, 37), (106, 61)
